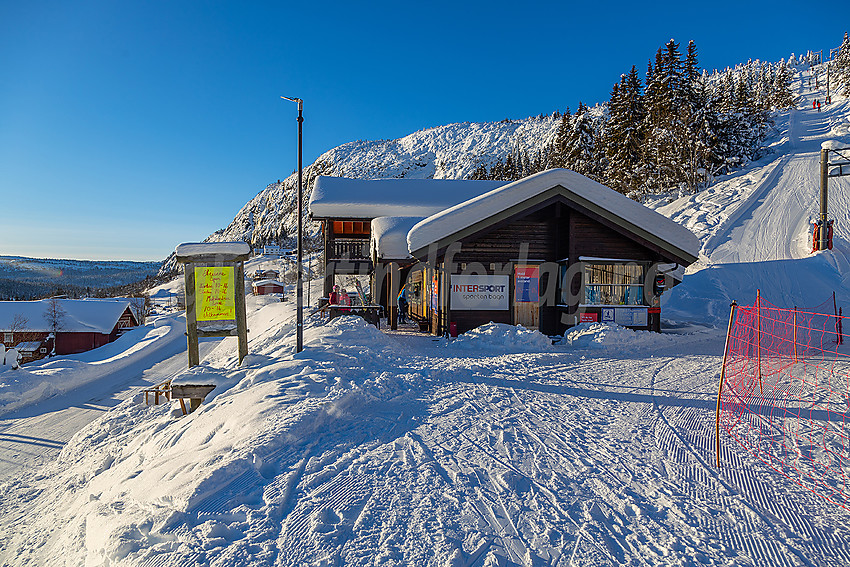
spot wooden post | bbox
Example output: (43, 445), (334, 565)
(756, 289), (763, 396)
(184, 265), (200, 367)
(235, 262), (248, 365)
(389, 262), (399, 330)
(716, 301), (738, 468)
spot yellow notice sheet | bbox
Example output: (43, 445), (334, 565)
(195, 266), (235, 321)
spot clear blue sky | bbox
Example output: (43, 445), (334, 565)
(1, 1), (845, 262)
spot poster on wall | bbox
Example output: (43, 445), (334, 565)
(614, 307), (648, 327)
(194, 266), (236, 321)
(514, 266), (539, 303)
(430, 271), (439, 312)
(450, 275), (509, 310)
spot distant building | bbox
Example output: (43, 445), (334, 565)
(263, 245), (282, 257)
(252, 269), (280, 281)
(0, 298), (139, 364)
(252, 280), (285, 296)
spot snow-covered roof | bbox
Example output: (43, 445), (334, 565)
(407, 169), (701, 263)
(175, 242), (250, 261)
(308, 176), (506, 219)
(0, 298), (134, 334)
(370, 216), (426, 260)
(252, 280), (284, 287)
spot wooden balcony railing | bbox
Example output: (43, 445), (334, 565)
(330, 238), (370, 260)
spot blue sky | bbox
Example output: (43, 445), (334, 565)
(0, 1), (845, 262)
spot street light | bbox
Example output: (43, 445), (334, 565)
(281, 96), (304, 353)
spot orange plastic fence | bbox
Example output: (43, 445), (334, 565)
(717, 291), (850, 508)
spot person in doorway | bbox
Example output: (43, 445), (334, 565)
(398, 288), (409, 324)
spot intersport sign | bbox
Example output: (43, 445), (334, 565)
(450, 275), (509, 310)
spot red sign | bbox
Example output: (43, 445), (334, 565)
(580, 312), (598, 323)
(515, 265), (539, 303)
(648, 307), (661, 314)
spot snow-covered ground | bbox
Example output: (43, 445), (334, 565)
(2, 63), (850, 566)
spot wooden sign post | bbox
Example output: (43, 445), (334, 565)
(176, 242), (250, 367)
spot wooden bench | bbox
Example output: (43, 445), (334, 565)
(143, 379), (173, 405)
(170, 384), (216, 415)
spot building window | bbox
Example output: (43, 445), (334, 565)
(3, 332), (12, 344)
(40, 348), (47, 354)
(332, 221), (370, 235)
(583, 263), (646, 306)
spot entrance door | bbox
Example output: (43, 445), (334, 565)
(514, 265), (539, 329)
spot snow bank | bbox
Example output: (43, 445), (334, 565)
(449, 322), (553, 352)
(0, 320), (184, 417)
(563, 322), (679, 350)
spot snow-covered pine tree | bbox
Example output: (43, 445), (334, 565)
(835, 32), (850, 96)
(604, 67), (645, 195)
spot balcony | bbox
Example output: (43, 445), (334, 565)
(329, 238), (370, 261)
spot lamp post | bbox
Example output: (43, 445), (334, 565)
(281, 96), (304, 353)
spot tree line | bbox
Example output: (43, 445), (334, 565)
(470, 39), (798, 199)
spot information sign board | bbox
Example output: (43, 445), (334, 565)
(195, 266), (236, 321)
(614, 307), (648, 327)
(451, 275), (509, 310)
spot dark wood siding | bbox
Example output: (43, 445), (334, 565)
(451, 218), (558, 266)
(569, 209), (663, 262)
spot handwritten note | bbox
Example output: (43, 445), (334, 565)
(195, 266), (235, 321)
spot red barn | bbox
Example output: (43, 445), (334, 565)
(0, 298), (139, 363)
(252, 280), (285, 296)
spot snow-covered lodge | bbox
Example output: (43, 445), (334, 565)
(0, 298), (138, 363)
(309, 169), (700, 336)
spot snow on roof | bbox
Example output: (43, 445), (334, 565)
(370, 216), (426, 260)
(308, 176), (506, 219)
(0, 298), (133, 334)
(175, 242), (250, 259)
(407, 169), (701, 262)
(252, 279), (284, 287)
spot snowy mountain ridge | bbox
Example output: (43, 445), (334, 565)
(203, 114), (564, 248)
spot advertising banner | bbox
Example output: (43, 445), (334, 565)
(195, 266), (236, 321)
(514, 266), (539, 303)
(450, 275), (509, 310)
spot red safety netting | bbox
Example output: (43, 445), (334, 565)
(718, 292), (850, 508)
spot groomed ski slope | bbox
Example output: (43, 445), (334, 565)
(1, 63), (850, 566)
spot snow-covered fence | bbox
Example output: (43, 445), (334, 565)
(716, 290), (850, 508)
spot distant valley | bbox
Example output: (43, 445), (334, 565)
(0, 256), (163, 300)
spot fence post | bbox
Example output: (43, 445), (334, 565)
(793, 306), (798, 364)
(716, 300), (738, 468)
(840, 307), (844, 346)
(757, 289), (763, 396)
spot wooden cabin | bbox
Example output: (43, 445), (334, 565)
(308, 176), (504, 301)
(311, 170), (700, 336)
(400, 169), (699, 335)
(252, 279), (286, 296)
(0, 298), (139, 363)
